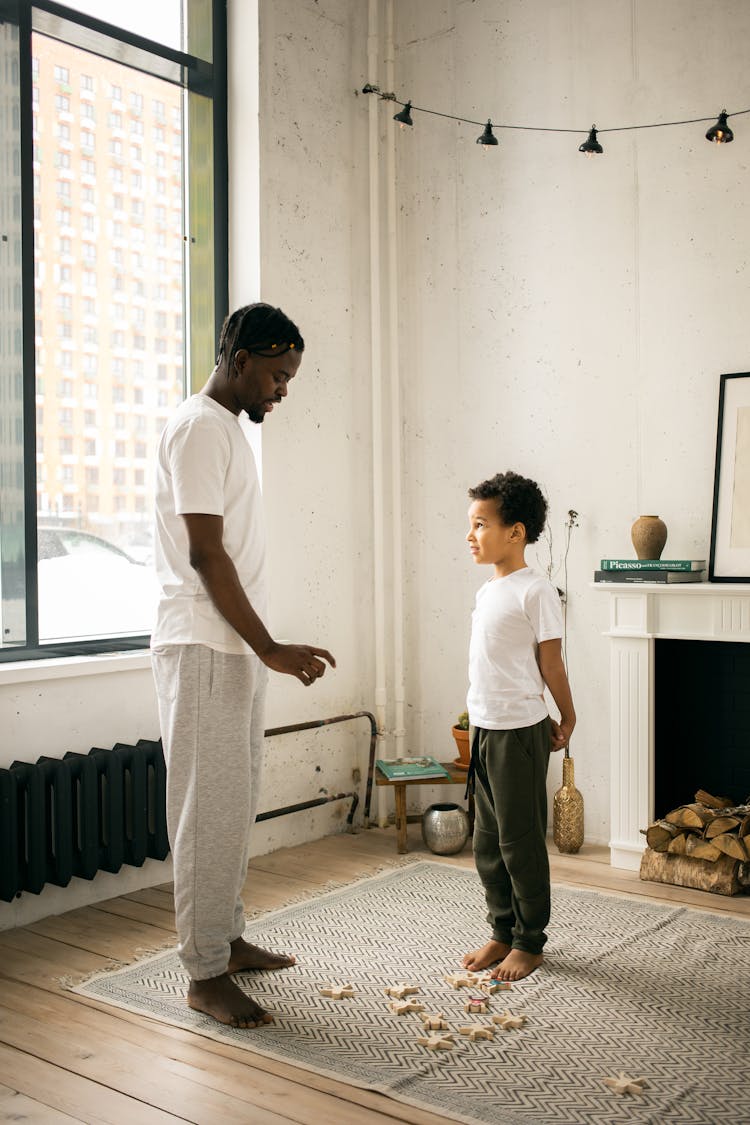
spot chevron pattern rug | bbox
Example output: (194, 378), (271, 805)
(73, 861), (750, 1125)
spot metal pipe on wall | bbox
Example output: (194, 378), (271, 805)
(385, 0), (406, 760)
(367, 0), (390, 825)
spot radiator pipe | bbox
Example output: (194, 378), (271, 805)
(255, 790), (359, 827)
(261, 710), (378, 826)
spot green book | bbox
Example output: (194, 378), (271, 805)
(376, 756), (451, 780)
(600, 559), (705, 572)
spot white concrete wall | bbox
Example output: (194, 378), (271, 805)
(5, 0), (749, 927)
(388, 0), (750, 841)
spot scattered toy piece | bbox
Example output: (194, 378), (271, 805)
(421, 1012), (449, 1031)
(389, 999), (425, 1015)
(418, 1032), (455, 1051)
(383, 982), (421, 999)
(319, 983), (355, 1000)
(463, 995), (490, 1015)
(603, 1072), (647, 1096)
(492, 1009), (527, 1031)
(443, 971), (480, 990)
(458, 1023), (495, 1042)
(477, 976), (511, 994)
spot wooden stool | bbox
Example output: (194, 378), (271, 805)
(375, 761), (474, 854)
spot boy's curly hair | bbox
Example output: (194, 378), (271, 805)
(468, 472), (548, 544)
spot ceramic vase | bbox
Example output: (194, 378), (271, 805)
(630, 515), (668, 560)
(552, 755), (584, 854)
(421, 802), (470, 855)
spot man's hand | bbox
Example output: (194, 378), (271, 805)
(550, 717), (575, 752)
(260, 642), (336, 686)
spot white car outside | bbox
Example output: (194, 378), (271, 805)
(38, 528), (159, 642)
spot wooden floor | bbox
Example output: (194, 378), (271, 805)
(1, 827), (748, 1124)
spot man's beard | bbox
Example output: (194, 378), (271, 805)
(246, 405), (266, 424)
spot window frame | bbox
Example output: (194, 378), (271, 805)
(1, 0), (228, 662)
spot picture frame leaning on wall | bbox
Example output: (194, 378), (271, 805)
(709, 371), (750, 581)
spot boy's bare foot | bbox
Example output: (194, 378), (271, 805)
(462, 939), (511, 971)
(228, 937), (296, 973)
(188, 973), (274, 1028)
(491, 949), (543, 981)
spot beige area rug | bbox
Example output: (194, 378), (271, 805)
(73, 861), (750, 1125)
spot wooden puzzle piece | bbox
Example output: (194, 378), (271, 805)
(421, 1012), (448, 1031)
(383, 982), (421, 999)
(477, 976), (511, 994)
(389, 998), (425, 1015)
(463, 995), (490, 1015)
(443, 971), (480, 990)
(492, 1009), (527, 1030)
(417, 1032), (455, 1050)
(319, 983), (355, 1000)
(458, 1023), (495, 1041)
(603, 1072), (647, 1096)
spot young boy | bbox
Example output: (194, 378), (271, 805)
(462, 471), (575, 982)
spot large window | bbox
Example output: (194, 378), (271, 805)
(0, 0), (227, 658)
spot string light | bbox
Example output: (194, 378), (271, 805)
(578, 125), (603, 156)
(393, 101), (413, 128)
(705, 109), (733, 144)
(476, 120), (498, 149)
(361, 86), (750, 154)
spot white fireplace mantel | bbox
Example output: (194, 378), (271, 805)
(594, 582), (750, 869)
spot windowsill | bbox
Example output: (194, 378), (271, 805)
(0, 648), (152, 685)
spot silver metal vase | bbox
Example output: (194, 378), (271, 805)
(421, 802), (470, 855)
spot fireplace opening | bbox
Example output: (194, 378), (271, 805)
(655, 639), (750, 819)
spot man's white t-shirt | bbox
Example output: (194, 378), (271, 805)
(151, 394), (267, 655)
(467, 567), (563, 730)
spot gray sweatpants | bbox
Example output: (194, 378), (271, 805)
(152, 643), (267, 980)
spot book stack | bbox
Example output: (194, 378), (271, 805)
(376, 756), (451, 780)
(594, 559), (706, 584)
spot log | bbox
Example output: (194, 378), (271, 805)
(711, 833), (749, 862)
(704, 815), (742, 838)
(695, 789), (735, 809)
(685, 836), (721, 861)
(646, 820), (683, 851)
(667, 832), (688, 855)
(639, 848), (743, 895)
(739, 815), (750, 840)
(665, 803), (712, 829)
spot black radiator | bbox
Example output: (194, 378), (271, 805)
(0, 740), (168, 903)
(0, 711), (377, 905)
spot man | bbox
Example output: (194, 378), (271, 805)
(152, 302), (335, 1028)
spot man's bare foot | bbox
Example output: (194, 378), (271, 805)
(462, 939), (511, 971)
(491, 949), (543, 981)
(188, 973), (273, 1028)
(228, 937), (296, 973)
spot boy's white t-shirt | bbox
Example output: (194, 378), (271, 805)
(467, 567), (563, 730)
(151, 394), (267, 654)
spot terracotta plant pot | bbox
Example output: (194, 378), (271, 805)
(452, 725), (471, 772)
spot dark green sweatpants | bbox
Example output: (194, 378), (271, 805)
(471, 718), (551, 955)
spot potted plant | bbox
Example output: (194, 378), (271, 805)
(452, 711), (471, 771)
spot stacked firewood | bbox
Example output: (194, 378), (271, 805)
(645, 790), (750, 862)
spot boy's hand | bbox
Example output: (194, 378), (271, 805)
(260, 642), (336, 685)
(550, 718), (574, 752)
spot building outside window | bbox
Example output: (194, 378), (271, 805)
(0, 0), (225, 658)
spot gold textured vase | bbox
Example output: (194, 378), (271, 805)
(553, 755), (584, 854)
(630, 514), (667, 560)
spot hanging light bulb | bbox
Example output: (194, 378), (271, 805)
(476, 120), (499, 150)
(578, 125), (603, 156)
(705, 110), (733, 144)
(393, 101), (413, 128)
